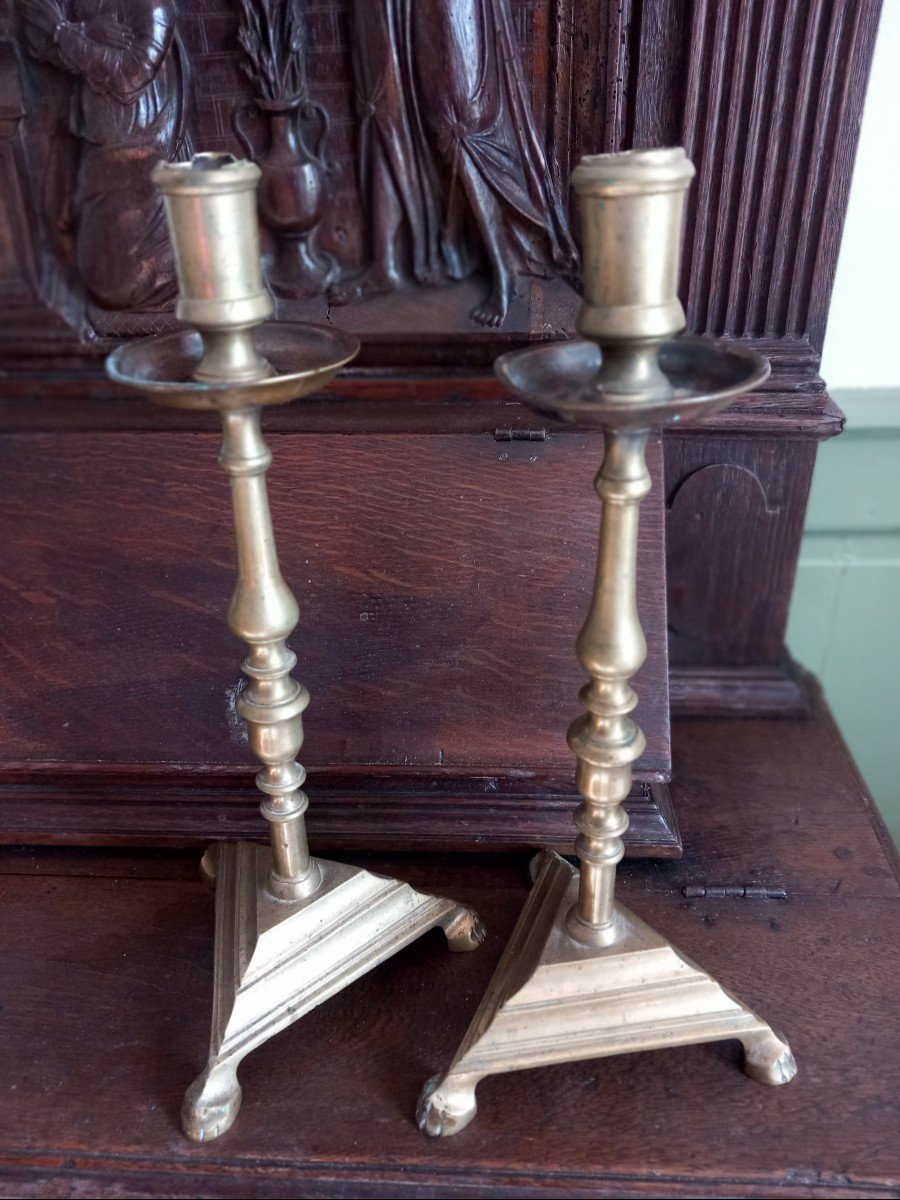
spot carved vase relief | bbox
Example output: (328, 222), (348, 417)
(12, 0), (576, 338)
(233, 0), (336, 299)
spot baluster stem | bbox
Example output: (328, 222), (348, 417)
(219, 406), (320, 901)
(566, 427), (651, 946)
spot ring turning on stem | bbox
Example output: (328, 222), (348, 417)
(567, 427), (650, 946)
(108, 152), (490, 1142)
(219, 406), (321, 901)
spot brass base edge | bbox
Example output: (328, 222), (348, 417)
(183, 842), (484, 1142)
(418, 851), (796, 1137)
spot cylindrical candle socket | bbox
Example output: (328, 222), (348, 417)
(152, 152), (273, 376)
(573, 147), (695, 344)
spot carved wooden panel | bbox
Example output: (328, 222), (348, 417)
(5, 0), (583, 353)
(665, 436), (818, 668)
(0, 0), (880, 366)
(676, 0), (879, 348)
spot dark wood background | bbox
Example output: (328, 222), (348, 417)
(0, 0), (883, 851)
(2, 698), (898, 1197)
(0, 428), (674, 851)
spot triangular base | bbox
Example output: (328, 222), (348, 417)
(418, 851), (796, 1137)
(183, 841), (485, 1141)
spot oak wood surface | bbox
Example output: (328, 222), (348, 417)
(0, 0), (879, 745)
(0, 428), (675, 852)
(1, 700), (897, 1199)
(3, 0), (880, 364)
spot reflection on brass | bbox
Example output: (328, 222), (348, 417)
(418, 148), (796, 1138)
(107, 152), (484, 1142)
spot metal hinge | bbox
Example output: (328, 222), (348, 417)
(493, 428), (547, 442)
(682, 885), (788, 899)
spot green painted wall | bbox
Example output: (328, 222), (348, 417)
(784, 7), (899, 846)
(786, 391), (900, 846)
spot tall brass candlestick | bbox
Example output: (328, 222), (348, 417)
(107, 152), (484, 1143)
(418, 148), (797, 1138)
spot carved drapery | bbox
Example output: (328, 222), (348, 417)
(2, 0), (878, 355)
(0, 0), (882, 849)
(18, 0), (191, 318)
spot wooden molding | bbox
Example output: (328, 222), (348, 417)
(0, 770), (681, 856)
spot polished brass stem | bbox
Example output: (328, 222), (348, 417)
(219, 406), (320, 900)
(568, 427), (650, 944)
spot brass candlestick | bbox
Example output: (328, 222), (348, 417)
(417, 148), (797, 1138)
(107, 153), (484, 1142)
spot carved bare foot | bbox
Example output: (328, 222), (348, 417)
(328, 265), (402, 306)
(470, 282), (511, 328)
(182, 1058), (242, 1141)
(417, 1071), (480, 1137)
(414, 264), (443, 287)
(438, 904), (486, 951)
(741, 1028), (798, 1086)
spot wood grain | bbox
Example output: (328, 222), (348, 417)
(0, 0), (880, 362)
(0, 429), (672, 849)
(665, 436), (817, 668)
(0, 0), (884, 833)
(0, 702), (896, 1198)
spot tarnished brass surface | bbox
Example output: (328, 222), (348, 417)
(107, 152), (484, 1141)
(107, 324), (359, 411)
(418, 852), (795, 1137)
(185, 843), (482, 1142)
(153, 153), (273, 342)
(418, 148), (796, 1137)
(495, 334), (770, 428)
(575, 147), (695, 344)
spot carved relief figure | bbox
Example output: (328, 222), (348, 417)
(20, 0), (190, 311)
(334, 0), (577, 328)
(328, 0), (456, 308)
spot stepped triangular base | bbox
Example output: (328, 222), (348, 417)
(183, 841), (485, 1141)
(418, 851), (796, 1137)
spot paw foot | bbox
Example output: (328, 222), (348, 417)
(416, 1073), (478, 1138)
(528, 849), (559, 883)
(441, 905), (487, 952)
(199, 846), (218, 891)
(182, 1065), (242, 1142)
(743, 1030), (798, 1086)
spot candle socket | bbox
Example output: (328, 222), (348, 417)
(574, 147), (694, 344)
(152, 153), (273, 381)
(108, 153), (485, 1143)
(418, 147), (796, 1138)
